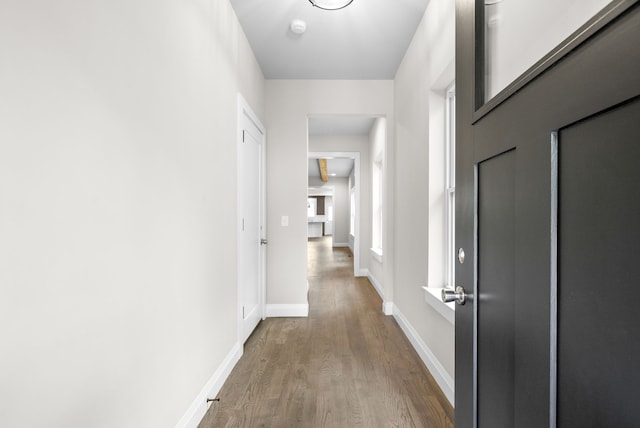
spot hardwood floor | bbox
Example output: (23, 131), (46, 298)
(199, 237), (454, 428)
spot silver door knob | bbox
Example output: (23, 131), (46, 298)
(441, 286), (467, 305)
(260, 239), (268, 245)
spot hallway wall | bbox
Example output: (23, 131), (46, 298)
(331, 179), (351, 245)
(265, 81), (394, 312)
(392, 0), (456, 402)
(0, 1), (264, 426)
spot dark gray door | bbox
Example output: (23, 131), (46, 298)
(455, 1), (640, 427)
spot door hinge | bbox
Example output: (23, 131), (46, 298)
(242, 130), (245, 143)
(242, 218), (245, 231)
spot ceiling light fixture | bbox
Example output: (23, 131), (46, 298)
(308, 0), (354, 11)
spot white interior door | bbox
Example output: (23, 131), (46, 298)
(238, 97), (266, 344)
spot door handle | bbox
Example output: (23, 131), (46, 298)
(441, 286), (467, 305)
(260, 239), (268, 245)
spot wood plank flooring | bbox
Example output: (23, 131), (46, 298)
(199, 237), (454, 427)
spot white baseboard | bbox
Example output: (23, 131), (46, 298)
(366, 271), (384, 300)
(383, 301), (394, 316)
(175, 343), (243, 428)
(356, 268), (368, 278)
(366, 271), (393, 316)
(266, 304), (309, 317)
(392, 307), (455, 406)
(332, 242), (349, 247)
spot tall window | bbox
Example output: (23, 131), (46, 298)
(445, 83), (456, 288)
(372, 158), (383, 252)
(370, 117), (385, 261)
(349, 186), (355, 236)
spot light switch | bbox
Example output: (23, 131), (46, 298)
(281, 216), (289, 227)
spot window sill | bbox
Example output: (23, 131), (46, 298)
(422, 287), (455, 325)
(370, 247), (383, 263)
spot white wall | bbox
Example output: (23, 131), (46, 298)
(331, 182), (350, 245)
(393, 0), (455, 391)
(266, 81), (394, 310)
(324, 195), (334, 236)
(0, 1), (264, 426)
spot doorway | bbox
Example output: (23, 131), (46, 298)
(307, 115), (384, 281)
(308, 152), (359, 276)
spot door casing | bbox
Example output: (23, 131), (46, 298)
(237, 94), (267, 345)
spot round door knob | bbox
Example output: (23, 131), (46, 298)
(441, 286), (467, 305)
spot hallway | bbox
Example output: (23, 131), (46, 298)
(200, 237), (454, 427)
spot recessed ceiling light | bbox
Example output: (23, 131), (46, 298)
(308, 0), (354, 11)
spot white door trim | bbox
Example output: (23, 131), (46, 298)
(237, 94), (267, 344)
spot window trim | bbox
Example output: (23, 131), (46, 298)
(423, 82), (456, 324)
(445, 83), (456, 290)
(371, 157), (383, 254)
(349, 185), (355, 237)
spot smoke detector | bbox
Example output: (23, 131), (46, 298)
(290, 19), (307, 35)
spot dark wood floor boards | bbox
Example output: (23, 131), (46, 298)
(199, 237), (454, 428)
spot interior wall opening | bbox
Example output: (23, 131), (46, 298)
(307, 115), (384, 281)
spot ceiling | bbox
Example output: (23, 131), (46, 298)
(230, 0), (405, 180)
(229, 0), (429, 79)
(308, 157), (355, 179)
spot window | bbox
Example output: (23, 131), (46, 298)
(423, 82), (456, 322)
(445, 84), (456, 288)
(372, 158), (383, 254)
(349, 186), (355, 236)
(370, 117), (385, 262)
(483, 0), (610, 102)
